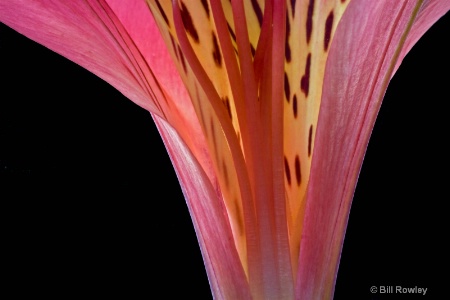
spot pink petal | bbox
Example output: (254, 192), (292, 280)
(104, 0), (206, 155)
(153, 115), (251, 300)
(0, 0), (215, 185)
(295, 1), (448, 299)
(393, 0), (450, 75)
(1, 1), (243, 297)
(0, 0), (156, 114)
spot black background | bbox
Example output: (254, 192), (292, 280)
(1, 11), (449, 299)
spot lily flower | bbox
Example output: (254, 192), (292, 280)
(1, 0), (448, 298)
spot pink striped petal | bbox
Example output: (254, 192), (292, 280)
(1, 1), (242, 297)
(153, 115), (251, 300)
(296, 1), (448, 299)
(104, 0), (209, 167)
(0, 1), (158, 114)
(0, 0), (215, 185)
(393, 0), (450, 75)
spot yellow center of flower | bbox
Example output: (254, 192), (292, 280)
(146, 0), (349, 281)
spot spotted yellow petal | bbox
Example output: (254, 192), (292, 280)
(283, 0), (350, 275)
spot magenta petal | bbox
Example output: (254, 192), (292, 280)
(0, 0), (216, 196)
(153, 115), (251, 300)
(104, 0), (199, 129)
(296, 1), (448, 299)
(105, 0), (184, 97)
(0, 0), (188, 122)
(0, 1), (156, 113)
(393, 0), (450, 74)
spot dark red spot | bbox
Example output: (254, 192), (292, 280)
(222, 96), (232, 120)
(293, 94), (298, 118)
(284, 72), (290, 102)
(295, 155), (301, 186)
(250, 44), (256, 57)
(155, 0), (169, 27)
(285, 15), (291, 62)
(308, 125), (313, 157)
(201, 0), (210, 18)
(169, 34), (178, 59)
(341, 0), (346, 3)
(284, 156), (291, 186)
(180, 2), (199, 43)
(212, 32), (222, 67)
(306, 0), (315, 44)
(197, 89), (206, 129)
(177, 45), (187, 73)
(285, 43), (291, 62)
(324, 11), (334, 51)
(251, 0), (263, 27)
(290, 0), (297, 17)
(227, 23), (237, 42)
(300, 53), (311, 97)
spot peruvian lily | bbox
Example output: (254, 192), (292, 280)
(1, 0), (448, 299)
